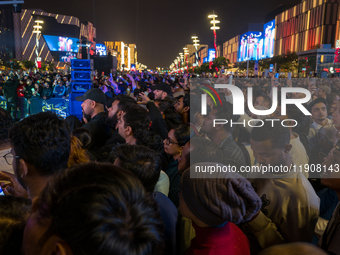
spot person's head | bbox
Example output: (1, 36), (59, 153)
(113, 144), (161, 193)
(107, 95), (137, 128)
(153, 82), (171, 100)
(68, 136), (90, 167)
(116, 105), (150, 141)
(308, 98), (328, 123)
(0, 196), (31, 255)
(0, 107), (13, 148)
(250, 121), (291, 167)
(72, 127), (93, 150)
(179, 163), (261, 227)
(254, 95), (271, 108)
(76, 88), (106, 118)
(258, 242), (328, 255)
(317, 86), (331, 98)
(178, 137), (223, 174)
(332, 101), (340, 128)
(9, 112), (71, 187)
(23, 162), (164, 255)
(163, 124), (190, 157)
(201, 102), (234, 137)
(174, 96), (189, 115)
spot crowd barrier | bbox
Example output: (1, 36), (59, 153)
(0, 98), (72, 118)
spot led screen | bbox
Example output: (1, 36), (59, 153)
(59, 52), (77, 62)
(96, 44), (107, 56)
(208, 49), (216, 62)
(239, 31), (262, 62)
(43, 35), (79, 52)
(262, 20), (275, 58)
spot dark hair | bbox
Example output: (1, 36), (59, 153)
(213, 102), (238, 132)
(163, 108), (182, 130)
(327, 92), (337, 106)
(95, 145), (117, 163)
(0, 196), (31, 255)
(115, 94), (137, 112)
(113, 145), (161, 193)
(123, 105), (150, 137)
(308, 97), (328, 112)
(173, 124), (191, 146)
(135, 130), (164, 155)
(9, 112), (71, 176)
(37, 162), (164, 255)
(72, 127), (93, 150)
(0, 108), (13, 144)
(286, 104), (307, 124)
(250, 121), (290, 149)
(190, 137), (223, 165)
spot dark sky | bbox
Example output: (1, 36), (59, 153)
(23, 0), (301, 68)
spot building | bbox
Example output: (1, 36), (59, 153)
(104, 41), (137, 71)
(0, 6), (15, 61)
(222, 35), (239, 64)
(12, 9), (96, 68)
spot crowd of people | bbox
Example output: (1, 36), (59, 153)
(0, 68), (340, 255)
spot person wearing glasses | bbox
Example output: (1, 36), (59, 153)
(0, 112), (71, 200)
(163, 124), (190, 207)
(0, 108), (13, 173)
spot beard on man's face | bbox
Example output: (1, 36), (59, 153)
(105, 112), (118, 129)
(82, 108), (92, 123)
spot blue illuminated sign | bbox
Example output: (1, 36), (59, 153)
(43, 35), (79, 52)
(239, 31), (262, 62)
(238, 19), (275, 62)
(262, 20), (275, 58)
(96, 44), (107, 56)
(208, 49), (216, 62)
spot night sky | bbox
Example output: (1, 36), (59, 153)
(23, 0), (301, 68)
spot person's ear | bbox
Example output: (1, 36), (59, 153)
(19, 159), (28, 178)
(41, 236), (73, 255)
(126, 126), (132, 136)
(117, 110), (124, 119)
(284, 144), (292, 154)
(90, 100), (96, 108)
(183, 106), (190, 113)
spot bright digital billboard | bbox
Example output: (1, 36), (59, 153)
(239, 31), (262, 62)
(59, 52), (77, 62)
(96, 44), (107, 56)
(262, 20), (275, 58)
(238, 19), (276, 62)
(208, 49), (216, 62)
(43, 35), (79, 52)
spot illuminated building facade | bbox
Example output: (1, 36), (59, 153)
(10, 9), (96, 68)
(104, 41), (137, 71)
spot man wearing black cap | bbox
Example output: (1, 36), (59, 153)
(153, 82), (172, 100)
(76, 88), (113, 152)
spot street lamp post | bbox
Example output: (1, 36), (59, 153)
(33, 19), (43, 68)
(192, 36), (200, 67)
(208, 13), (220, 59)
(183, 47), (189, 71)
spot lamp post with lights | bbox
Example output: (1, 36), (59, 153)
(192, 36), (200, 67)
(208, 13), (220, 59)
(33, 19), (43, 68)
(183, 47), (189, 71)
